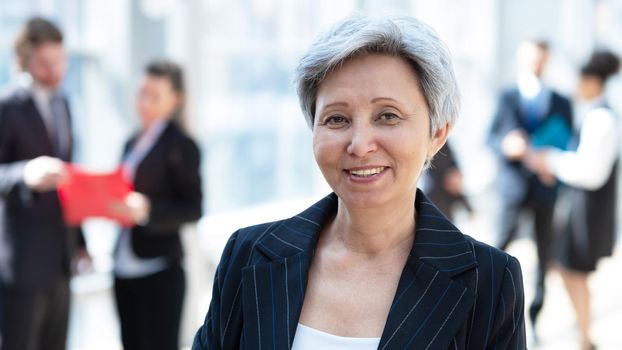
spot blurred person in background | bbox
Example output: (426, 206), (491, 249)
(525, 50), (620, 350)
(487, 39), (573, 337)
(420, 142), (473, 221)
(111, 60), (202, 350)
(0, 17), (87, 350)
(193, 15), (525, 350)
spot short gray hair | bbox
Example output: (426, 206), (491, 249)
(294, 15), (460, 134)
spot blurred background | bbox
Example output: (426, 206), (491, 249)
(1, 0), (622, 349)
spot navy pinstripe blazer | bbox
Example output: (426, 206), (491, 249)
(193, 190), (526, 349)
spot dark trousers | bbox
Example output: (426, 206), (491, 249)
(114, 264), (185, 350)
(0, 279), (70, 350)
(497, 199), (555, 325)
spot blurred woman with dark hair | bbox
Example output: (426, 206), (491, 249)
(112, 60), (202, 350)
(526, 50), (620, 350)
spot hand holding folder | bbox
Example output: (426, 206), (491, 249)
(530, 113), (572, 150)
(57, 165), (134, 226)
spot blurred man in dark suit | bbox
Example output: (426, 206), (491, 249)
(487, 39), (573, 338)
(0, 17), (85, 350)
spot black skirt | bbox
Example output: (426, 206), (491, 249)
(555, 176), (617, 272)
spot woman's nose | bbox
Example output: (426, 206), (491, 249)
(346, 122), (377, 157)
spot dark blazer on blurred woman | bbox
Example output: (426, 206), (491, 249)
(112, 59), (202, 350)
(113, 119), (202, 350)
(120, 120), (202, 260)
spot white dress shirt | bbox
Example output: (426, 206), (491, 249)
(547, 96), (619, 190)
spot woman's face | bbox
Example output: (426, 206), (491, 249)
(136, 75), (181, 126)
(577, 75), (602, 101)
(313, 54), (448, 209)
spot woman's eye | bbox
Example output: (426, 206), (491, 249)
(378, 112), (401, 124)
(324, 115), (349, 127)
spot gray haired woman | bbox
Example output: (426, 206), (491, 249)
(193, 15), (526, 350)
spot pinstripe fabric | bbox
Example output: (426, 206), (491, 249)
(193, 190), (526, 349)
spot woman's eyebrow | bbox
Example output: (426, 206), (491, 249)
(319, 101), (349, 110)
(371, 96), (402, 104)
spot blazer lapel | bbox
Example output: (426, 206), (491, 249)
(378, 192), (477, 350)
(241, 194), (337, 350)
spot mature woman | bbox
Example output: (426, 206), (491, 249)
(193, 16), (525, 350)
(113, 60), (202, 350)
(525, 50), (620, 350)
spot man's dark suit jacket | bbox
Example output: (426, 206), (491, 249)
(192, 190), (526, 350)
(118, 121), (202, 262)
(0, 88), (79, 288)
(487, 87), (573, 205)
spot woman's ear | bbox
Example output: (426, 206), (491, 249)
(428, 123), (451, 158)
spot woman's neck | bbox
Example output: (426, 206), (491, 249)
(328, 193), (417, 256)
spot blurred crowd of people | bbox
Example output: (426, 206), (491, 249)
(0, 15), (620, 350)
(0, 17), (202, 350)
(430, 39), (619, 350)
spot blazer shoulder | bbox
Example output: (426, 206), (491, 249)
(463, 235), (521, 273)
(166, 121), (195, 140)
(233, 220), (286, 252)
(218, 220), (287, 266)
(0, 90), (32, 130)
(0, 88), (31, 111)
(164, 122), (200, 152)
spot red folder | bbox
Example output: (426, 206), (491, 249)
(57, 165), (134, 226)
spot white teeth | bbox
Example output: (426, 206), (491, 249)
(350, 167), (385, 177)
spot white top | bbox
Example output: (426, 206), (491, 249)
(114, 121), (169, 278)
(291, 324), (381, 350)
(547, 96), (619, 190)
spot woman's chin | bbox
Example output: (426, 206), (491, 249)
(336, 190), (393, 209)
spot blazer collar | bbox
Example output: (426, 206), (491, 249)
(255, 190), (476, 277)
(246, 190), (478, 349)
(254, 192), (336, 261)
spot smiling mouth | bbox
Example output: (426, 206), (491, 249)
(348, 167), (387, 177)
